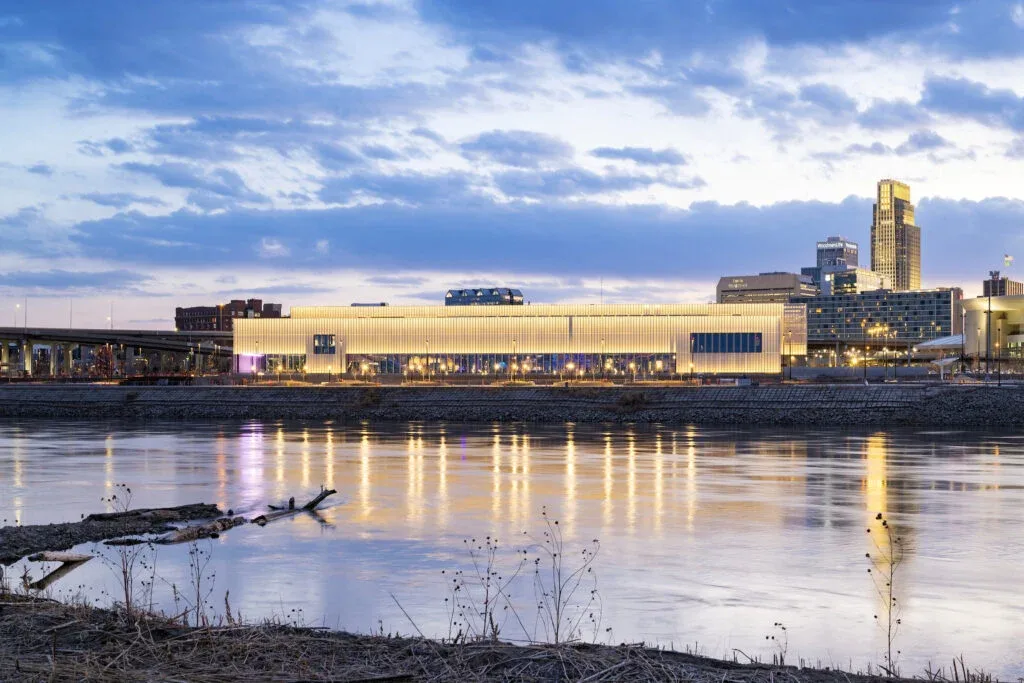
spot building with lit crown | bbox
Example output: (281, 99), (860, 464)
(982, 272), (1024, 297)
(233, 302), (807, 377)
(871, 179), (921, 291)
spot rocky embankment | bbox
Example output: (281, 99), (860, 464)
(0, 383), (1022, 426)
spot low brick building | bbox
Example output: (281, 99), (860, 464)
(175, 299), (282, 332)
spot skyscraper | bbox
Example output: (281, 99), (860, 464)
(817, 236), (858, 270)
(871, 179), (920, 291)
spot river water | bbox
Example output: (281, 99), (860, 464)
(1, 421), (1022, 677)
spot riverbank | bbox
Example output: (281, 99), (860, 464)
(0, 593), (909, 682)
(0, 383), (1022, 426)
(0, 504), (222, 564)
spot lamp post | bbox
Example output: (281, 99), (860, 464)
(997, 341), (1002, 386)
(512, 338), (517, 382)
(328, 364), (333, 384)
(960, 307), (966, 376)
(600, 337), (605, 380)
(689, 361), (694, 383)
(13, 303), (18, 327)
(425, 339), (430, 381)
(976, 327), (981, 375)
(861, 320), (867, 383)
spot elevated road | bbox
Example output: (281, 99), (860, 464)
(0, 327), (232, 355)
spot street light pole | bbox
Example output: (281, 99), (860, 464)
(512, 338), (517, 381)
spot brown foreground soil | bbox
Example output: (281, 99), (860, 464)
(0, 594), (909, 683)
(0, 504), (223, 564)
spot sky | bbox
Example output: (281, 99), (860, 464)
(2, 0), (1024, 328)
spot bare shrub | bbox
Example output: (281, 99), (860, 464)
(442, 535), (527, 643)
(866, 511), (905, 677)
(527, 506), (602, 644)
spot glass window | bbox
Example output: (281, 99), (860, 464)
(689, 333), (763, 354)
(313, 334), (336, 355)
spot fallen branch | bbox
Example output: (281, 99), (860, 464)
(253, 488), (337, 526)
(156, 516), (247, 544)
(27, 552), (93, 591)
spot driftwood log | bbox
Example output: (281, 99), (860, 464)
(253, 488), (337, 526)
(27, 552), (93, 591)
(156, 516), (247, 544)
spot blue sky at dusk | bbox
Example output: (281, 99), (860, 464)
(2, 0), (1024, 327)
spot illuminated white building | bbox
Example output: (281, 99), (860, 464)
(233, 302), (807, 377)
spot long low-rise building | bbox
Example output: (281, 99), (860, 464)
(234, 303), (807, 377)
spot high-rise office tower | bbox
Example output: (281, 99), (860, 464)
(871, 179), (920, 291)
(817, 236), (858, 270)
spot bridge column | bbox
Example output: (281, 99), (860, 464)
(60, 343), (71, 376)
(48, 343), (57, 377)
(22, 340), (32, 376)
(1, 341), (8, 374)
(125, 346), (136, 376)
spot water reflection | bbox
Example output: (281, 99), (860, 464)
(0, 421), (1023, 677)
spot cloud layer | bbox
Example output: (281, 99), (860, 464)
(2, 0), (1024, 325)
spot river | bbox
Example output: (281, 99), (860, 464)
(1, 421), (1022, 677)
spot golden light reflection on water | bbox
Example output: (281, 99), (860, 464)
(654, 433), (664, 537)
(104, 434), (114, 493)
(437, 434), (449, 530)
(602, 434), (613, 533)
(686, 434), (697, 533)
(275, 427), (285, 488)
(301, 428), (311, 489)
(359, 433), (371, 521)
(565, 428), (576, 537)
(325, 428), (334, 489)
(8, 423), (1024, 677)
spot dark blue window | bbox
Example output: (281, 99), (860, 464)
(690, 333), (762, 354)
(313, 334), (336, 355)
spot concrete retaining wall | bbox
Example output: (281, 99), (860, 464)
(0, 384), (1021, 426)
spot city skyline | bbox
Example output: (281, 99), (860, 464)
(3, 1), (1024, 327)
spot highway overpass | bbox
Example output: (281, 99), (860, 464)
(0, 327), (232, 376)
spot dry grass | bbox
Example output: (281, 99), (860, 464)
(0, 593), (919, 683)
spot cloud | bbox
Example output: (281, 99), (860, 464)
(857, 99), (931, 130)
(26, 163), (53, 176)
(410, 127), (446, 145)
(737, 83), (859, 137)
(257, 237), (290, 258)
(365, 274), (429, 287)
(50, 193), (1024, 290)
(117, 162), (267, 207)
(627, 82), (711, 117)
(318, 171), (478, 205)
(315, 239), (329, 254)
(315, 142), (363, 171)
(494, 168), (704, 198)
(1006, 139), (1024, 159)
(812, 130), (959, 164)
(0, 269), (150, 292)
(919, 76), (1024, 131)
(460, 130), (573, 168)
(590, 146), (687, 166)
(360, 144), (405, 161)
(798, 83), (858, 116)
(80, 192), (166, 208)
(894, 130), (952, 155)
